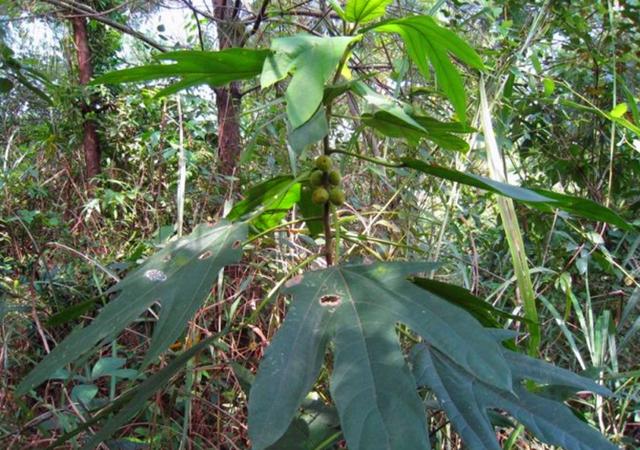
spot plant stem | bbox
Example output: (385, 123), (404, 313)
(322, 134), (334, 266)
(329, 148), (403, 167)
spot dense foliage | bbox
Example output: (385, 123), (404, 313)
(1, 0), (639, 449)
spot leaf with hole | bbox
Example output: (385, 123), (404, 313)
(411, 332), (616, 450)
(248, 261), (513, 450)
(17, 221), (246, 394)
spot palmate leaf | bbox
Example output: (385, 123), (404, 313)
(402, 158), (635, 231)
(260, 35), (357, 128)
(373, 16), (485, 122)
(344, 0), (392, 25)
(17, 221), (247, 394)
(92, 48), (269, 96)
(411, 333), (616, 450)
(248, 262), (513, 450)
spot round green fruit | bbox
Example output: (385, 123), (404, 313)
(311, 187), (330, 204)
(327, 170), (341, 186)
(329, 187), (345, 206)
(314, 155), (333, 172)
(309, 170), (325, 186)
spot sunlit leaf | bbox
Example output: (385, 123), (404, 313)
(373, 16), (485, 121)
(610, 102), (628, 118)
(92, 49), (269, 96)
(261, 35), (357, 128)
(227, 176), (301, 231)
(344, 0), (392, 24)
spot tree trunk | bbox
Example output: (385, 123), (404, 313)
(71, 16), (101, 179)
(213, 0), (244, 176)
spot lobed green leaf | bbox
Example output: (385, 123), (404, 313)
(249, 261), (513, 450)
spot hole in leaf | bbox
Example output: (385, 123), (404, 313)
(232, 240), (242, 249)
(144, 269), (167, 282)
(319, 295), (341, 307)
(198, 250), (213, 260)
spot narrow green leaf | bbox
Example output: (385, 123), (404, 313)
(46, 298), (98, 326)
(479, 81), (539, 354)
(92, 49), (269, 94)
(620, 81), (639, 125)
(401, 158), (634, 231)
(361, 110), (471, 151)
(344, 0), (392, 25)
(411, 277), (523, 327)
(350, 81), (426, 131)
(373, 16), (485, 122)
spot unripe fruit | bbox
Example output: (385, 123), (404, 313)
(327, 170), (341, 186)
(312, 187), (330, 204)
(314, 155), (332, 172)
(309, 170), (324, 186)
(329, 187), (345, 206)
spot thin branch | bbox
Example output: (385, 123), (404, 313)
(40, 0), (167, 52)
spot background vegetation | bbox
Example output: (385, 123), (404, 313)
(1, 0), (639, 448)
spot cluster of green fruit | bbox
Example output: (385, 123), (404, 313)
(310, 155), (345, 206)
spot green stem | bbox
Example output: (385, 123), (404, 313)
(243, 216), (323, 246)
(330, 148), (403, 168)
